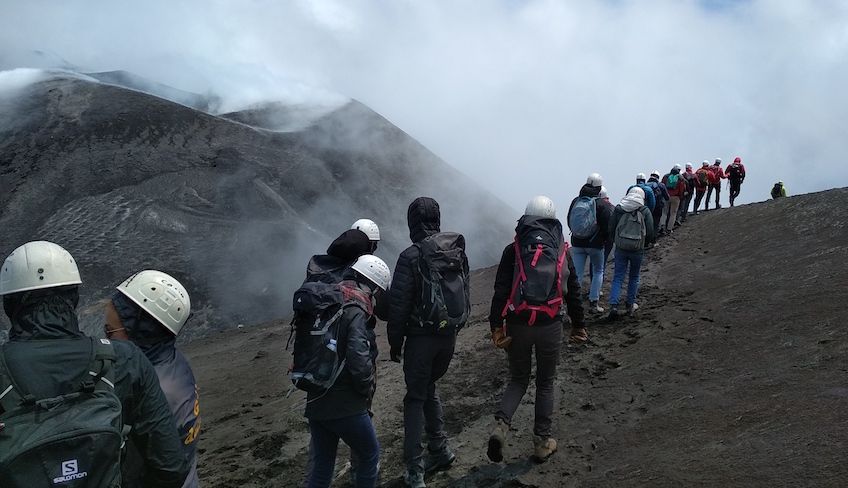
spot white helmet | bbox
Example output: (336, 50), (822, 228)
(586, 173), (603, 187)
(715, 158), (722, 164)
(702, 160), (710, 167)
(673, 164), (682, 171)
(351, 218), (380, 241)
(636, 172), (646, 181)
(650, 170), (661, 178)
(117, 270), (190, 335)
(0, 241), (82, 295)
(351, 255), (391, 291)
(525, 195), (556, 219)
(685, 162), (693, 169)
(599, 186), (608, 199)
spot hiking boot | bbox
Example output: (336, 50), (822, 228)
(716, 204), (722, 209)
(588, 301), (604, 313)
(626, 303), (639, 316)
(607, 306), (621, 321)
(532, 435), (557, 463)
(487, 418), (509, 462)
(568, 326), (589, 344)
(424, 447), (456, 473)
(403, 468), (426, 488)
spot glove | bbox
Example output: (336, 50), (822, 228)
(568, 326), (589, 344)
(390, 344), (403, 363)
(492, 327), (512, 349)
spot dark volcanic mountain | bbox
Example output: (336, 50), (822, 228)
(0, 74), (514, 337)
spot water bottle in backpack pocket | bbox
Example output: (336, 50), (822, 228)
(414, 232), (471, 334)
(568, 196), (599, 240)
(0, 338), (123, 488)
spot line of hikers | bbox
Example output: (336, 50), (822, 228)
(0, 158), (760, 488)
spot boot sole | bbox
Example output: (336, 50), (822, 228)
(487, 437), (504, 463)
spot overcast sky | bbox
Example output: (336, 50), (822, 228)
(2, 0), (847, 211)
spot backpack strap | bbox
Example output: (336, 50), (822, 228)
(501, 237), (525, 319)
(86, 338), (117, 392)
(0, 347), (25, 415)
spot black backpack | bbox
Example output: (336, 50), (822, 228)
(287, 282), (372, 394)
(771, 183), (782, 198)
(0, 338), (123, 488)
(413, 232), (471, 334)
(502, 216), (567, 325)
(727, 164), (744, 180)
(304, 254), (351, 285)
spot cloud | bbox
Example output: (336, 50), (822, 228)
(1, 0), (846, 209)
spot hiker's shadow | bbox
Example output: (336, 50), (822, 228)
(436, 458), (535, 488)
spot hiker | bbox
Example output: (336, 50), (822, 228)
(660, 164), (686, 234)
(629, 173), (656, 212)
(705, 158), (725, 210)
(351, 219), (381, 253)
(693, 161), (711, 213)
(678, 163), (696, 222)
(598, 186), (616, 267)
(0, 241), (189, 488)
(302, 227), (385, 486)
(725, 157), (746, 206)
(566, 173), (612, 313)
(488, 196), (587, 464)
(297, 254), (391, 488)
(771, 181), (787, 199)
(646, 171), (669, 234)
(106, 270), (200, 488)
(387, 197), (471, 488)
(607, 188), (656, 320)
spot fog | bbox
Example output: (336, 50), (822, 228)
(2, 0), (847, 210)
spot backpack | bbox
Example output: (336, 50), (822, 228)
(648, 181), (666, 204)
(287, 281), (372, 394)
(0, 338), (123, 488)
(615, 209), (647, 252)
(666, 173), (680, 190)
(771, 183), (782, 199)
(697, 169), (709, 186)
(304, 254), (350, 285)
(727, 164), (744, 180)
(413, 232), (471, 334)
(502, 216), (568, 326)
(568, 196), (599, 239)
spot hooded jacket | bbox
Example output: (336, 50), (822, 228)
(489, 217), (586, 330)
(725, 162), (746, 182)
(629, 182), (656, 210)
(566, 184), (613, 249)
(647, 176), (670, 204)
(111, 292), (200, 488)
(682, 168), (696, 194)
(387, 197), (446, 348)
(1, 287), (189, 488)
(708, 165), (725, 184)
(304, 281), (377, 421)
(304, 229), (371, 285)
(608, 190), (656, 250)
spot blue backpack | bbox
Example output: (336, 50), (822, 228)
(568, 196), (599, 240)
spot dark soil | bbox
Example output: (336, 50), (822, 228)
(187, 188), (848, 487)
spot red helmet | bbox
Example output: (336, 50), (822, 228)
(734, 157), (741, 163)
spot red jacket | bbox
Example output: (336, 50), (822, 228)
(708, 165), (725, 184)
(725, 162), (746, 181)
(661, 172), (687, 197)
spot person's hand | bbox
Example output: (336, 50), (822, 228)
(492, 327), (512, 349)
(568, 327), (589, 344)
(390, 344), (403, 363)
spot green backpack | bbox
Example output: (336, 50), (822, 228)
(0, 338), (123, 488)
(615, 209), (647, 252)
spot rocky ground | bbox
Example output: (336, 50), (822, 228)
(187, 188), (848, 487)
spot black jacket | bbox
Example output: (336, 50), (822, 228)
(608, 205), (656, 249)
(489, 240), (586, 330)
(111, 293), (200, 488)
(567, 184), (613, 249)
(305, 301), (377, 421)
(387, 197), (442, 348)
(1, 287), (189, 488)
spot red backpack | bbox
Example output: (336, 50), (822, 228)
(502, 216), (568, 325)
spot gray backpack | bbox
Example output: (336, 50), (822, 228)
(0, 338), (123, 488)
(615, 209), (646, 252)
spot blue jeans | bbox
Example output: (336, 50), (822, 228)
(609, 249), (644, 306)
(570, 246), (605, 301)
(308, 412), (379, 488)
